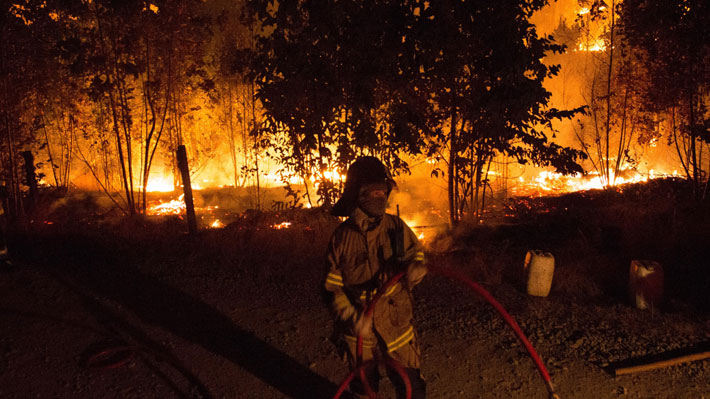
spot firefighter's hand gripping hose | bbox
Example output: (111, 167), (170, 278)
(332, 265), (562, 399)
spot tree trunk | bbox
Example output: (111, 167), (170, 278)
(21, 151), (37, 213)
(177, 145), (197, 235)
(689, 93), (699, 198)
(250, 80), (261, 210)
(448, 110), (458, 227)
(603, 0), (616, 188)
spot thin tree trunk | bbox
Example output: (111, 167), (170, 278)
(21, 151), (37, 215)
(39, 111), (59, 187)
(142, 41), (172, 212)
(603, 0), (616, 187)
(250, 80), (260, 210)
(469, 142), (475, 215)
(473, 159), (481, 219)
(480, 156), (493, 222)
(141, 40), (151, 212)
(177, 145), (197, 234)
(226, 82), (240, 189)
(94, 5), (134, 215)
(73, 131), (127, 212)
(689, 93), (699, 197)
(62, 116), (75, 189)
(1, 53), (19, 218)
(448, 110), (458, 226)
(671, 107), (691, 180)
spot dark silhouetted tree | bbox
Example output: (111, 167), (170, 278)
(55, 0), (212, 213)
(620, 0), (710, 199)
(249, 0), (430, 209)
(250, 0), (585, 220)
(400, 0), (587, 223)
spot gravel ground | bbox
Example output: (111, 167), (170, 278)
(0, 218), (709, 399)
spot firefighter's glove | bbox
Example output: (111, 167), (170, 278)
(406, 264), (428, 288)
(353, 311), (374, 338)
(337, 304), (357, 322)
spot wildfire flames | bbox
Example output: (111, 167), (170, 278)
(511, 169), (679, 197)
(147, 194), (225, 229)
(144, 164), (676, 236)
(271, 221), (292, 229)
(148, 195), (185, 215)
(577, 38), (606, 52)
(144, 175), (175, 193)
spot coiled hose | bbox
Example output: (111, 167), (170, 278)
(332, 265), (561, 399)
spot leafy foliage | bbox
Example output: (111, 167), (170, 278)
(619, 0), (710, 198)
(250, 0), (585, 218)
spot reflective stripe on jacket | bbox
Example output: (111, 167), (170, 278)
(324, 207), (425, 352)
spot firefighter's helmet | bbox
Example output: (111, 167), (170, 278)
(332, 156), (396, 216)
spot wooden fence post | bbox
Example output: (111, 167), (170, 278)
(176, 145), (197, 234)
(21, 151), (37, 214)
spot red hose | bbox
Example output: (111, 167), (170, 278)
(333, 266), (560, 398)
(355, 271), (407, 399)
(384, 356), (412, 397)
(356, 271), (406, 365)
(84, 345), (136, 370)
(332, 359), (376, 399)
(427, 265), (558, 397)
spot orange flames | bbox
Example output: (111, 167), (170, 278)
(577, 38), (606, 52)
(271, 221), (292, 229)
(263, 166), (345, 187)
(148, 194), (185, 215)
(147, 194), (224, 229)
(144, 158), (677, 236)
(511, 169), (679, 197)
(401, 217), (426, 240)
(574, 5), (609, 53)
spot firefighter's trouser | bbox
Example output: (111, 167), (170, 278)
(344, 332), (426, 399)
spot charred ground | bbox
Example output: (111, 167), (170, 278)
(1, 178), (709, 398)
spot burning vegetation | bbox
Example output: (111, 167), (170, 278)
(1, 0), (708, 231)
(2, 3), (710, 398)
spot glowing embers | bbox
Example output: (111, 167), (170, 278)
(271, 221), (293, 229)
(210, 219), (225, 228)
(399, 209), (448, 243)
(147, 195), (229, 231)
(402, 217), (426, 240)
(147, 194), (186, 215)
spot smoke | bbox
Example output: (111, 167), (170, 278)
(46, 0), (684, 221)
(532, 0), (681, 178)
(530, 0), (581, 36)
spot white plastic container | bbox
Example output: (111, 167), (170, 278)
(524, 250), (555, 297)
(629, 260), (664, 310)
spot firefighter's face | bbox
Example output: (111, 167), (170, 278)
(358, 182), (389, 217)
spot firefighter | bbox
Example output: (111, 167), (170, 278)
(324, 156), (427, 399)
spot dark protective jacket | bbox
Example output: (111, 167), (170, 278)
(324, 207), (425, 354)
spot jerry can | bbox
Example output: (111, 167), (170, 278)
(629, 260), (664, 310)
(524, 250), (555, 297)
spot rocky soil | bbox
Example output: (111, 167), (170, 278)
(3, 178), (710, 399)
(1, 209), (709, 399)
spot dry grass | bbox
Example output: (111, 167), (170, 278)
(11, 177), (710, 314)
(431, 178), (710, 312)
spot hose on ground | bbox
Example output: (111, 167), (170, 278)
(332, 265), (561, 399)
